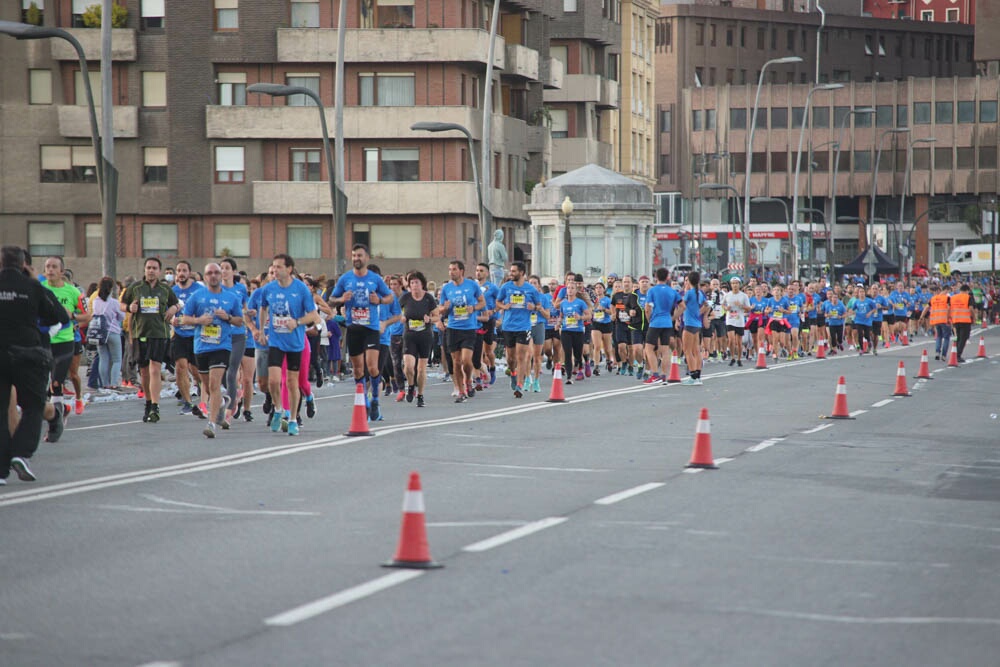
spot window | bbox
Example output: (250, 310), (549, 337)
(85, 223), (102, 257)
(770, 151), (788, 172)
(705, 109), (716, 131)
(215, 146), (245, 183)
(290, 0), (319, 27)
(913, 102), (931, 124)
(945, 8), (958, 22)
(956, 147), (974, 169)
(286, 74), (319, 107)
(291, 149), (321, 181)
(833, 106), (850, 128)
(787, 29), (795, 51)
(28, 222), (64, 256)
(564, 0), (577, 11)
(363, 148), (419, 181)
(40, 146), (96, 183)
(141, 0), (165, 29)
(709, 24), (716, 47)
(74, 69), (102, 106)
(22, 0), (44, 24)
(771, 108), (788, 128)
(659, 109), (671, 133)
(920, 9), (933, 21)
(853, 150), (871, 172)
(143, 72), (167, 108)
(935, 101), (953, 124)
(934, 147), (953, 169)
(143, 223), (178, 258)
(550, 45), (568, 73)
(912, 148), (930, 170)
(981, 101), (998, 123)
(217, 72), (247, 106)
(359, 73), (414, 106)
(214, 224), (250, 257)
(370, 224), (421, 258)
(377, 0), (414, 28)
(813, 106), (830, 128)
(812, 151), (829, 171)
(854, 110), (872, 128)
(726, 27), (733, 47)
(692, 110), (702, 132)
(980, 146), (998, 170)
(875, 105), (893, 127)
(143, 147), (168, 183)
(215, 0), (238, 30)
(288, 225), (322, 259)
(729, 108), (746, 130)
(29, 69), (52, 105)
(550, 109), (568, 138)
(71, 0), (87, 27)
(791, 107), (804, 129)
(956, 101), (975, 123)
(897, 105), (908, 127)
(695, 24), (704, 47)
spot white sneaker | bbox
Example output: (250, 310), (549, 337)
(680, 376), (697, 385)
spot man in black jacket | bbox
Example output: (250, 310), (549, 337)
(0, 246), (69, 485)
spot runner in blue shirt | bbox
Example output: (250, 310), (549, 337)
(678, 271), (710, 385)
(526, 275), (552, 392)
(590, 282), (615, 374)
(873, 284), (890, 349)
(169, 260), (204, 415)
(497, 261), (542, 397)
(889, 283), (910, 343)
(180, 263), (244, 439)
(642, 267), (680, 384)
(823, 292), (847, 353)
(765, 284), (791, 361)
(258, 254), (320, 435)
(786, 282), (806, 359)
(219, 258), (251, 427)
(848, 284), (878, 355)
(556, 281), (591, 384)
(328, 244), (394, 421)
(438, 259), (486, 403)
(475, 262), (501, 386)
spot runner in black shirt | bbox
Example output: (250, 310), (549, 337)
(399, 271), (437, 407)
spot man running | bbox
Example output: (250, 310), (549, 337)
(642, 267), (681, 384)
(180, 263), (244, 439)
(438, 260), (486, 403)
(170, 260), (203, 416)
(723, 277), (751, 367)
(497, 262), (542, 397)
(42, 257), (91, 432)
(611, 276), (638, 375)
(475, 262), (501, 386)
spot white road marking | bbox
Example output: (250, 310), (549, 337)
(746, 437), (785, 452)
(896, 518), (1000, 533)
(715, 457), (734, 465)
(468, 472), (536, 480)
(97, 505), (320, 517)
(722, 607), (1000, 626)
(443, 462), (608, 473)
(66, 420), (143, 432)
(801, 424), (833, 434)
(593, 482), (665, 505)
(871, 399), (894, 408)
(264, 570), (425, 627)
(136, 662), (182, 667)
(462, 517), (567, 552)
(849, 409), (868, 417)
(752, 554), (950, 568)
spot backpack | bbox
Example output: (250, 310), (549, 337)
(86, 300), (110, 346)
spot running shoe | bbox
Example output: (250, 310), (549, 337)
(271, 413), (283, 433)
(75, 399), (84, 416)
(532, 377), (541, 393)
(147, 406), (160, 424)
(546, 358), (553, 370)
(489, 367), (497, 384)
(383, 383), (392, 397)
(627, 365), (635, 376)
(643, 374), (663, 385)
(737, 359), (743, 368)
(306, 397), (316, 418)
(416, 394), (425, 407)
(618, 365), (627, 376)
(297, 415), (303, 426)
(243, 410), (253, 422)
(192, 404), (207, 420)
(179, 402), (194, 415)
(510, 374), (518, 391)
(584, 362), (592, 378)
(513, 386), (523, 398)
(204, 423), (216, 439)
(455, 394), (467, 404)
(0, 478), (6, 486)
(287, 421), (300, 436)
(262, 393), (272, 415)
(198, 402), (209, 417)
(593, 366), (600, 376)
(406, 385), (416, 403)
(370, 400), (383, 421)
(680, 376), (698, 385)
(10, 457), (36, 482)
(137, 390), (145, 399)
(576, 369), (585, 381)
(730, 359), (736, 367)
(474, 382), (484, 394)
(315, 372), (324, 389)
(564, 377), (573, 385)
(221, 419), (231, 430)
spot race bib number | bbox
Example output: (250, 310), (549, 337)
(713, 305), (725, 318)
(510, 294), (525, 308)
(772, 309), (783, 318)
(200, 325), (221, 346)
(140, 297), (160, 314)
(565, 316), (578, 328)
(530, 313), (538, 325)
(272, 315), (294, 333)
(788, 304), (798, 313)
(618, 310), (631, 322)
(408, 318), (426, 332)
(453, 305), (470, 321)
(351, 307), (371, 326)
(594, 310), (605, 322)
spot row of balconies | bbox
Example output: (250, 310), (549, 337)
(543, 74), (619, 109)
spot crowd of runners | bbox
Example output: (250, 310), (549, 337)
(1, 241), (996, 485)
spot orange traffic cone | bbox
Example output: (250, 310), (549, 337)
(383, 472), (443, 569)
(665, 354), (683, 383)
(947, 341), (959, 367)
(755, 346), (768, 369)
(892, 361), (911, 397)
(825, 376), (855, 420)
(345, 383), (374, 436)
(914, 349), (933, 379)
(901, 330), (909, 346)
(816, 339), (827, 359)
(976, 337), (987, 358)
(546, 363), (567, 403)
(685, 408), (718, 470)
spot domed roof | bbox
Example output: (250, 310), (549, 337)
(526, 163), (654, 210)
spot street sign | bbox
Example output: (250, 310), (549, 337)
(863, 246), (878, 279)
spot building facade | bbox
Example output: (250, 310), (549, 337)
(615, 0), (657, 186)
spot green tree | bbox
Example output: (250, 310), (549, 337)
(82, 3), (129, 28)
(25, 2), (43, 26)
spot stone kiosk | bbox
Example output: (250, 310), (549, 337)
(524, 164), (656, 280)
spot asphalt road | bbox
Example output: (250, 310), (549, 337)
(2, 328), (999, 667)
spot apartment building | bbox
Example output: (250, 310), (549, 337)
(0, 0), (583, 278)
(614, 0), (657, 186)
(974, 0), (999, 75)
(863, 0), (976, 24)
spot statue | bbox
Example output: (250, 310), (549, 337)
(488, 229), (508, 286)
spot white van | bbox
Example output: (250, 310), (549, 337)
(939, 244), (1000, 277)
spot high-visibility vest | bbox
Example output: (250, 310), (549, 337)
(950, 292), (972, 324)
(928, 293), (950, 326)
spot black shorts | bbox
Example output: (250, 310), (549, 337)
(346, 324), (381, 357)
(267, 347), (303, 372)
(710, 319), (726, 338)
(748, 319), (761, 334)
(629, 328), (646, 346)
(446, 328), (478, 353)
(243, 346), (256, 359)
(814, 314), (826, 326)
(645, 327), (672, 347)
(769, 321), (789, 333)
(805, 317), (818, 328)
(854, 323), (873, 338)
(136, 338), (169, 367)
(74, 340), (84, 356)
(502, 329), (530, 348)
(909, 311), (920, 321)
(403, 331), (434, 359)
(482, 318), (496, 345)
(171, 335), (197, 365)
(592, 322), (612, 335)
(545, 328), (559, 341)
(726, 324), (745, 336)
(196, 349), (230, 374)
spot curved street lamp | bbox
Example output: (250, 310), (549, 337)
(752, 197), (792, 274)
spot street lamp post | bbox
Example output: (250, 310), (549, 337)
(898, 136), (936, 269)
(561, 196), (574, 276)
(792, 83), (843, 280)
(411, 122), (487, 260)
(870, 127), (910, 250)
(744, 56), (803, 275)
(800, 206), (825, 277)
(752, 197), (791, 275)
(0, 20), (118, 277)
(700, 182), (744, 272)
(248, 84), (347, 275)
(831, 107), (874, 264)
(807, 140), (837, 275)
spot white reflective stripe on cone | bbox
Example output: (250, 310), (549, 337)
(696, 420), (711, 434)
(402, 490), (425, 513)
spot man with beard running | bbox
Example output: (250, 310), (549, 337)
(438, 260), (486, 403)
(170, 260), (204, 416)
(42, 256), (91, 433)
(496, 262), (542, 397)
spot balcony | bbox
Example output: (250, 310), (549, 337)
(50, 28), (137, 61)
(504, 44), (539, 82)
(542, 57), (564, 90)
(526, 125), (552, 161)
(544, 74), (619, 109)
(552, 137), (613, 172)
(206, 105), (483, 140)
(253, 181), (527, 220)
(277, 29), (504, 68)
(57, 105), (138, 138)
